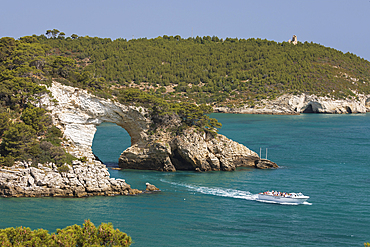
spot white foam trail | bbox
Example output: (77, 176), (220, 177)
(161, 179), (311, 205)
(161, 179), (257, 200)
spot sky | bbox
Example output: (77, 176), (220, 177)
(1, 0), (369, 60)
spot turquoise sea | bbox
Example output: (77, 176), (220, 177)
(1, 113), (370, 246)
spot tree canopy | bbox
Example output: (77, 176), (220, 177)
(1, 31), (370, 166)
(34, 33), (370, 106)
(0, 37), (74, 167)
(0, 219), (132, 246)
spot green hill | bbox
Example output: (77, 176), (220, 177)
(1, 30), (370, 166)
(36, 31), (370, 106)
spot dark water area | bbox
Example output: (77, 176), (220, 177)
(1, 114), (370, 246)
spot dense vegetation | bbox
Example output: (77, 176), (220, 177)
(1, 29), (370, 166)
(0, 219), (132, 246)
(0, 36), (75, 167)
(35, 30), (370, 106)
(115, 87), (221, 136)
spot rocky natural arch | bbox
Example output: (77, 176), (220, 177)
(302, 104), (314, 113)
(40, 82), (277, 172)
(40, 82), (150, 160)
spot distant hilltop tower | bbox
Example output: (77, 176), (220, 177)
(288, 35), (298, 45)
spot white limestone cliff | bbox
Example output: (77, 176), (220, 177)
(39, 82), (274, 172)
(215, 93), (370, 114)
(0, 160), (142, 197)
(40, 82), (151, 160)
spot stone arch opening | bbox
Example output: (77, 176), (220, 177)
(44, 82), (151, 164)
(92, 122), (131, 166)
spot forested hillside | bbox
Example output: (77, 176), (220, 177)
(36, 30), (370, 107)
(0, 36), (75, 167)
(1, 30), (370, 166)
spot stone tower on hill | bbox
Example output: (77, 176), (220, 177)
(288, 35), (298, 45)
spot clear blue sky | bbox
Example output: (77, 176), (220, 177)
(1, 0), (369, 60)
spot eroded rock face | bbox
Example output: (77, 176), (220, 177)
(118, 128), (277, 171)
(40, 82), (151, 160)
(215, 93), (370, 114)
(0, 161), (141, 198)
(39, 82), (271, 172)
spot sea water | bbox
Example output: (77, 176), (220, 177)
(1, 113), (370, 246)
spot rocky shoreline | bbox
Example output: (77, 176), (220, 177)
(0, 160), (159, 198)
(38, 82), (277, 173)
(4, 83), (369, 197)
(214, 93), (370, 115)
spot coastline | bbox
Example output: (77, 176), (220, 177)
(214, 93), (370, 115)
(0, 160), (158, 198)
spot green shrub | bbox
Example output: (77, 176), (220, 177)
(57, 164), (70, 173)
(0, 220), (132, 246)
(78, 156), (88, 163)
(1, 155), (15, 167)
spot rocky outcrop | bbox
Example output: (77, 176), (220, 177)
(119, 127), (278, 171)
(0, 161), (146, 198)
(1, 82), (277, 197)
(215, 93), (370, 115)
(38, 82), (273, 172)
(145, 182), (160, 192)
(39, 81), (151, 160)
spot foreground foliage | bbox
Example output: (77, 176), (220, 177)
(0, 219), (132, 247)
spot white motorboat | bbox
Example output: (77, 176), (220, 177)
(257, 191), (309, 204)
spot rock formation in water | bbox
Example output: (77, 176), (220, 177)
(215, 93), (370, 114)
(119, 127), (277, 171)
(145, 182), (160, 191)
(39, 82), (275, 172)
(40, 81), (151, 160)
(0, 161), (143, 198)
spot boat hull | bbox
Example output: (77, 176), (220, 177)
(257, 194), (309, 204)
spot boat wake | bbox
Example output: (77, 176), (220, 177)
(160, 180), (311, 205)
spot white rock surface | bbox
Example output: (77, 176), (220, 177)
(40, 82), (151, 159)
(215, 93), (370, 114)
(0, 161), (139, 197)
(38, 82), (270, 172)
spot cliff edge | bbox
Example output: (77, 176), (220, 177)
(40, 82), (275, 172)
(215, 93), (370, 114)
(119, 127), (277, 171)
